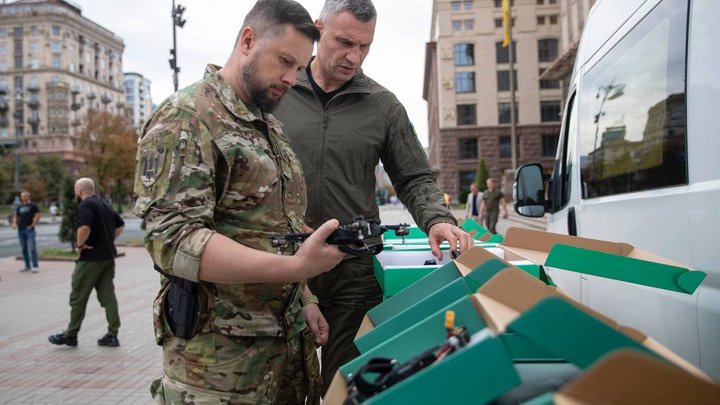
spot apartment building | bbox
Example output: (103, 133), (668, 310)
(123, 72), (152, 130)
(424, 0), (563, 200)
(0, 0), (125, 171)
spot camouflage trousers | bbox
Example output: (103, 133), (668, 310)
(151, 328), (321, 404)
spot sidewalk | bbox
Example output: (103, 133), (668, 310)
(0, 247), (159, 404)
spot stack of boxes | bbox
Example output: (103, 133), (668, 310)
(325, 221), (720, 404)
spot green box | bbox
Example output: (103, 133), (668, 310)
(372, 249), (453, 298)
(364, 336), (521, 405)
(341, 296), (487, 380)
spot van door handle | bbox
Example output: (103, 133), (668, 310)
(568, 207), (578, 236)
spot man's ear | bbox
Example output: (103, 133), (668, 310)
(314, 19), (324, 35)
(238, 26), (256, 56)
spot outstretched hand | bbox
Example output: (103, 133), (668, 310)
(427, 222), (473, 261)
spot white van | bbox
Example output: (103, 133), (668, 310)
(514, 0), (720, 379)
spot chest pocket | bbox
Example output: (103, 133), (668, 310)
(215, 129), (280, 212)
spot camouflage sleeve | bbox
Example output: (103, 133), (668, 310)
(133, 109), (216, 282)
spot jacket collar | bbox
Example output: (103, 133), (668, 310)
(295, 57), (371, 95)
(203, 64), (269, 124)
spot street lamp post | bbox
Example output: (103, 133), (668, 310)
(170, 0), (186, 92)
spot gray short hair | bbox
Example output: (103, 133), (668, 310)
(319, 0), (377, 23)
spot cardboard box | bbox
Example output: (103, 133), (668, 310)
(546, 350), (720, 404)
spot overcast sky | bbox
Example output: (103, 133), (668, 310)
(77, 0), (435, 146)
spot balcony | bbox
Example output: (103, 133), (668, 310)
(71, 101), (82, 111)
(27, 99), (40, 109)
(27, 83), (40, 92)
(0, 117), (9, 128)
(0, 99), (8, 111)
(28, 116), (40, 125)
(101, 94), (112, 105)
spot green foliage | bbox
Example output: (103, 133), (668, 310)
(476, 159), (489, 192)
(58, 177), (78, 251)
(0, 159), (11, 204)
(35, 155), (67, 203)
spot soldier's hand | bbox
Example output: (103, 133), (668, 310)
(428, 222), (473, 261)
(302, 303), (329, 347)
(294, 219), (344, 278)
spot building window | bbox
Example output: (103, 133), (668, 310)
(29, 41), (38, 54)
(497, 70), (518, 92)
(455, 72), (476, 93)
(537, 16), (545, 25)
(0, 62), (7, 72)
(537, 0), (544, 4)
(463, 0), (473, 10)
(494, 0), (514, 7)
(452, 20), (462, 31)
(459, 171), (476, 194)
(451, 1), (461, 11)
(549, 0), (557, 4)
(30, 59), (39, 69)
(457, 104), (477, 126)
(549, 15), (558, 24)
(454, 43), (474, 66)
(30, 26), (38, 36)
(52, 57), (61, 69)
(464, 20), (474, 30)
(540, 100), (562, 122)
(500, 136), (512, 158)
(495, 41), (517, 64)
(52, 25), (61, 36)
(51, 42), (61, 52)
(0, 28), (6, 38)
(539, 68), (560, 89)
(538, 38), (559, 62)
(458, 138), (478, 159)
(498, 102), (518, 124)
(495, 17), (515, 28)
(542, 135), (559, 157)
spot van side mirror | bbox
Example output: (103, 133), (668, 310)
(514, 163), (547, 218)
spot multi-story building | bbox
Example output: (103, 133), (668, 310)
(424, 0), (563, 200)
(0, 0), (125, 172)
(123, 72), (152, 130)
(539, 0), (595, 99)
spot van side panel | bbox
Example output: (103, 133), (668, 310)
(687, 0), (720, 379)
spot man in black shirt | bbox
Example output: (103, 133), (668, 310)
(49, 178), (124, 347)
(12, 190), (41, 273)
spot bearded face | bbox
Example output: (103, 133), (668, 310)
(241, 52), (290, 113)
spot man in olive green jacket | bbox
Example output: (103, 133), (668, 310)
(274, 0), (473, 394)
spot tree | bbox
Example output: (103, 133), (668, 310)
(35, 155), (68, 203)
(475, 159), (489, 192)
(78, 111), (138, 201)
(58, 177), (78, 251)
(0, 158), (12, 204)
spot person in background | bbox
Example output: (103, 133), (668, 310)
(464, 183), (482, 222)
(12, 190), (41, 273)
(273, 0), (474, 394)
(479, 178), (509, 234)
(48, 178), (124, 348)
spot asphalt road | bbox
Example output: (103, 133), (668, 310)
(0, 217), (145, 259)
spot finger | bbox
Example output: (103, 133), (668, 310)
(429, 238), (442, 261)
(303, 224), (315, 233)
(310, 219), (339, 241)
(458, 231), (470, 252)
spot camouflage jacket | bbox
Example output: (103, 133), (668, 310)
(133, 65), (308, 338)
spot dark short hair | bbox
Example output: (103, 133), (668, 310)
(242, 0), (320, 42)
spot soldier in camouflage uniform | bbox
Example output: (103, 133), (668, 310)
(132, 1), (344, 404)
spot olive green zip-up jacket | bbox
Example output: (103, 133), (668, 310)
(274, 68), (456, 234)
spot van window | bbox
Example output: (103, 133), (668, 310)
(578, 0), (688, 199)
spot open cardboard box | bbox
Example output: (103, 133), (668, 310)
(326, 266), (717, 404)
(358, 246), (540, 347)
(531, 350), (720, 404)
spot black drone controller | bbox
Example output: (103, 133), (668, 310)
(269, 215), (410, 256)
